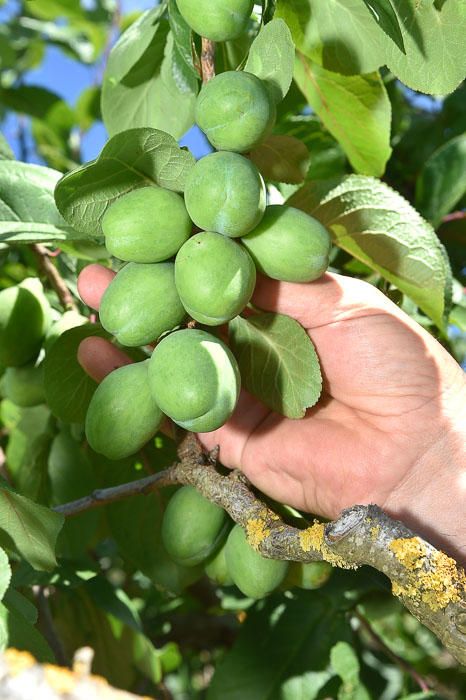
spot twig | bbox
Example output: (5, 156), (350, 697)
(34, 586), (69, 667)
(53, 433), (466, 664)
(201, 37), (216, 82)
(31, 244), (77, 311)
(354, 611), (431, 692)
(53, 466), (178, 516)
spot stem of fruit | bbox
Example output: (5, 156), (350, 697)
(201, 37), (216, 83)
(55, 433), (466, 665)
(31, 243), (78, 311)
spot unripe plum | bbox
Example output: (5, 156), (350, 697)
(85, 360), (163, 460)
(283, 561), (333, 590)
(205, 542), (234, 586)
(0, 285), (47, 367)
(148, 329), (240, 432)
(99, 262), (186, 347)
(175, 232), (256, 325)
(225, 525), (289, 598)
(176, 0), (254, 42)
(241, 205), (331, 282)
(2, 362), (45, 407)
(195, 71), (276, 153)
(102, 187), (191, 263)
(184, 152), (266, 238)
(162, 486), (230, 567)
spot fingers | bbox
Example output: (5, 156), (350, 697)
(77, 336), (133, 382)
(77, 264), (115, 310)
(252, 272), (397, 330)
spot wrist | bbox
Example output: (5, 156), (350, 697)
(383, 370), (466, 563)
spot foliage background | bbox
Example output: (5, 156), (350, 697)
(0, 0), (465, 698)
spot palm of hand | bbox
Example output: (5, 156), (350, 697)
(78, 266), (460, 520)
(201, 275), (454, 518)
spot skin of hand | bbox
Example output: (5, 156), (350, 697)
(77, 264), (466, 560)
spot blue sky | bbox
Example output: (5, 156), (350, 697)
(1, 0), (212, 163)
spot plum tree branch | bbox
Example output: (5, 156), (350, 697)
(201, 37), (216, 82)
(31, 244), (78, 311)
(54, 433), (466, 664)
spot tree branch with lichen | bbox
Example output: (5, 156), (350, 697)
(54, 432), (466, 665)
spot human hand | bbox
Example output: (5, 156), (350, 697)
(77, 264), (466, 557)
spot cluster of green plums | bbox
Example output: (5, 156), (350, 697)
(0, 278), (86, 408)
(86, 68), (330, 460)
(160, 485), (333, 598)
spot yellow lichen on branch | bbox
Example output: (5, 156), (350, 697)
(390, 537), (466, 611)
(246, 517), (271, 549)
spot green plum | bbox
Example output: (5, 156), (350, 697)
(2, 361), (45, 407)
(175, 232), (256, 325)
(283, 561), (333, 590)
(162, 486), (230, 567)
(85, 360), (163, 460)
(241, 205), (331, 282)
(44, 310), (88, 353)
(205, 542), (234, 586)
(184, 152), (266, 237)
(102, 187), (192, 263)
(176, 0), (253, 41)
(195, 71), (276, 153)
(225, 525), (289, 598)
(0, 284), (49, 367)
(99, 262), (186, 346)
(148, 329), (240, 432)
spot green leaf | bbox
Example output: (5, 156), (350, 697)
(0, 599), (54, 661)
(18, 16), (96, 64)
(229, 313), (322, 418)
(0, 161), (82, 244)
(245, 18), (295, 104)
(0, 548), (11, 601)
(250, 135), (310, 184)
(0, 133), (14, 160)
(0, 488), (64, 571)
(360, 0), (405, 53)
(101, 6), (196, 138)
(48, 430), (99, 558)
(275, 115), (347, 181)
(43, 324), (109, 424)
(54, 127), (195, 237)
(24, 0), (107, 61)
(416, 134), (466, 227)
(288, 175), (452, 328)
(208, 590), (351, 700)
(294, 55), (391, 177)
(5, 405), (53, 504)
(331, 641), (370, 700)
(167, 0), (201, 92)
(276, 0), (466, 95)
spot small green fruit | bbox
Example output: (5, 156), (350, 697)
(205, 542), (234, 586)
(184, 152), (266, 238)
(242, 205), (331, 282)
(148, 329), (240, 433)
(99, 262), (186, 347)
(176, 0), (254, 42)
(196, 71), (275, 153)
(175, 232), (256, 325)
(2, 362), (45, 407)
(102, 187), (192, 263)
(284, 561), (333, 590)
(85, 360), (163, 459)
(0, 285), (48, 367)
(225, 525), (289, 598)
(162, 486), (230, 567)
